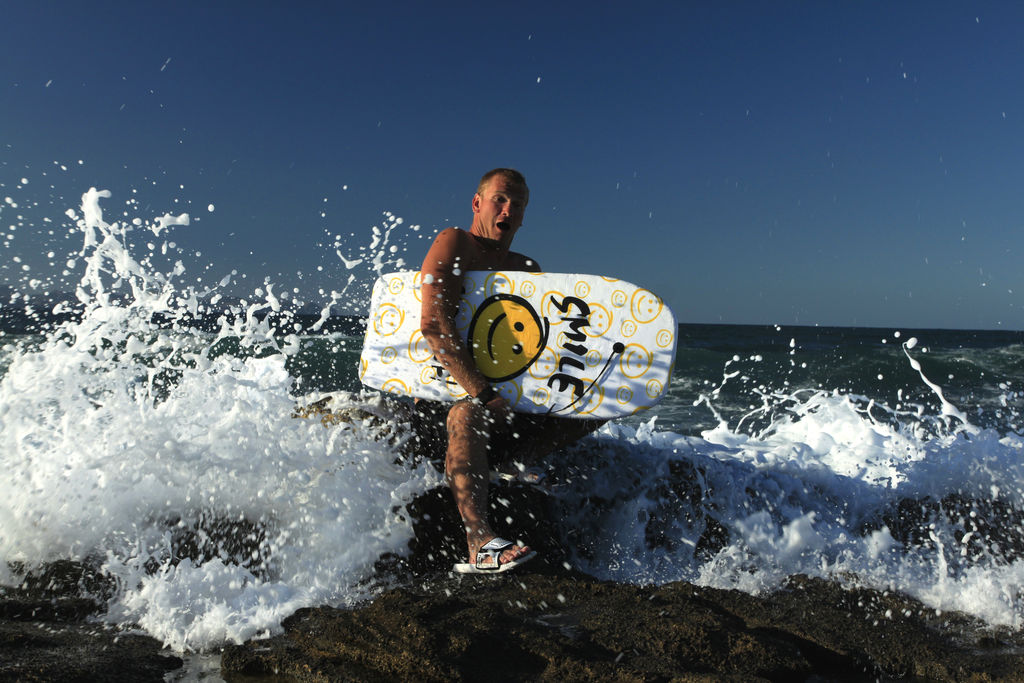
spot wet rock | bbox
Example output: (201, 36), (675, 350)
(156, 509), (272, 578)
(221, 475), (1024, 681)
(0, 619), (182, 682)
(4, 398), (1024, 681)
(221, 572), (1024, 681)
(883, 494), (1024, 564)
(0, 573), (181, 682)
(5, 559), (116, 607)
(5, 480), (1024, 681)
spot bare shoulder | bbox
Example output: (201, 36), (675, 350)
(431, 226), (472, 251)
(422, 227), (474, 273)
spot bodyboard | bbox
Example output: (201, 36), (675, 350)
(359, 271), (676, 420)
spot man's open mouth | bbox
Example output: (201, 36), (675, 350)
(496, 221), (511, 230)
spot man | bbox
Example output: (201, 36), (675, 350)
(418, 168), (600, 574)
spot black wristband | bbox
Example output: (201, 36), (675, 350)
(475, 386), (498, 404)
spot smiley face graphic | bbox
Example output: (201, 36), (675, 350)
(468, 294), (550, 381)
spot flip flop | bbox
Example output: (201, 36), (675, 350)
(489, 467), (549, 489)
(453, 537), (537, 574)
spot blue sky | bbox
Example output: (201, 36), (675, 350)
(2, 1), (1023, 329)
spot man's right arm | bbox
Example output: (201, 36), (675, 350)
(419, 228), (492, 400)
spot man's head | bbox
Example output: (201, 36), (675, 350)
(476, 168), (529, 201)
(471, 168), (529, 245)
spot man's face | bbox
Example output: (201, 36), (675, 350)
(472, 176), (528, 244)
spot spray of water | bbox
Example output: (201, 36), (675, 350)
(0, 188), (440, 650)
(564, 330), (1024, 628)
(3, 183), (1024, 651)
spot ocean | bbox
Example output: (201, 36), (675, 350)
(2, 188), (1024, 652)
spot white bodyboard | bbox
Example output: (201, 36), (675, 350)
(359, 271), (676, 420)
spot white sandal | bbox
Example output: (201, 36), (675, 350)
(453, 537), (537, 574)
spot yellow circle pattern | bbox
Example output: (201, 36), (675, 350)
(584, 303), (612, 337)
(374, 304), (404, 337)
(412, 272), (423, 301)
(381, 378), (409, 395)
(532, 386), (551, 407)
(485, 272), (514, 295)
(620, 343), (653, 379)
(575, 378), (604, 414)
(631, 289), (663, 324)
(646, 379), (663, 399)
(528, 346), (558, 380)
(408, 329), (433, 362)
(540, 290), (567, 325)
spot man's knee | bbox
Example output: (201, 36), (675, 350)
(447, 399), (497, 441)
(447, 399), (480, 425)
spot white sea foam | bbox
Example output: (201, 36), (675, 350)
(564, 387), (1024, 629)
(0, 188), (441, 650)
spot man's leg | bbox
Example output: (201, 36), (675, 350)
(445, 400), (532, 564)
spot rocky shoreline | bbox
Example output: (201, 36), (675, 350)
(4, 566), (1022, 682)
(4, 480), (1024, 681)
(222, 570), (1024, 682)
(0, 582), (182, 681)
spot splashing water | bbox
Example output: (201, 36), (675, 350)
(0, 188), (440, 650)
(3, 184), (1024, 652)
(559, 335), (1024, 629)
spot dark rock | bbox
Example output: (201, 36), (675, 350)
(219, 481), (1024, 682)
(0, 579), (181, 682)
(156, 509), (272, 578)
(882, 494), (1024, 564)
(221, 571), (1024, 682)
(5, 477), (1024, 681)
(7, 559), (117, 604)
(0, 620), (182, 682)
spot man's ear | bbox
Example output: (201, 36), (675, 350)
(471, 192), (481, 214)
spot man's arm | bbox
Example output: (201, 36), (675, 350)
(419, 228), (492, 399)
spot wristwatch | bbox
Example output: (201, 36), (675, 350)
(475, 386), (498, 404)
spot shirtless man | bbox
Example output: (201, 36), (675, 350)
(418, 168), (600, 573)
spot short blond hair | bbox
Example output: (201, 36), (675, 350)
(476, 168), (529, 201)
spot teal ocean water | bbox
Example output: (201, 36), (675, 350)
(2, 188), (1024, 652)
